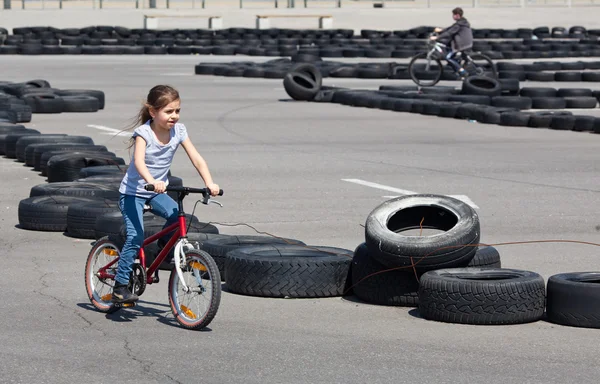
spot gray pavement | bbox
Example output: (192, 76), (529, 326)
(1, 55), (600, 384)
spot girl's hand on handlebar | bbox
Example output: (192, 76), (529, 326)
(434, 27), (442, 33)
(206, 182), (220, 196)
(152, 180), (167, 193)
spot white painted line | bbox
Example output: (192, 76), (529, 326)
(343, 178), (479, 209)
(87, 124), (131, 137)
(342, 179), (418, 195)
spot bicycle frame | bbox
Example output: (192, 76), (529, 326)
(97, 199), (203, 286)
(96, 185), (223, 293)
(95, 215), (192, 284)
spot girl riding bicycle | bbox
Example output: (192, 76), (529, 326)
(113, 85), (220, 304)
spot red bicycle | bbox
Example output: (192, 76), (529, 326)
(84, 184), (224, 330)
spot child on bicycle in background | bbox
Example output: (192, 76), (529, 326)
(430, 7), (473, 79)
(113, 84), (221, 304)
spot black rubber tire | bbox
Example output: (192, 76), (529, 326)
(0, 129), (40, 156)
(282, 63), (322, 101)
(564, 97), (598, 109)
(519, 87), (557, 98)
(531, 97), (567, 109)
(364, 194), (480, 272)
(47, 152), (125, 182)
(29, 181), (120, 199)
(461, 75), (502, 97)
(447, 94), (491, 105)
(16, 135), (93, 163)
(528, 112), (554, 128)
(468, 245), (501, 268)
(556, 88), (593, 98)
(546, 272), (600, 329)
(555, 72), (582, 81)
(25, 143), (101, 168)
(224, 244), (353, 298)
(550, 115), (576, 130)
(498, 78), (520, 95)
(582, 72), (600, 82)
(526, 72), (555, 82)
(491, 96), (532, 110)
(199, 235), (306, 281)
(573, 115), (596, 132)
(351, 242), (421, 307)
(418, 268), (546, 325)
(34, 145), (108, 171)
(22, 94), (64, 113)
(61, 96), (100, 112)
(66, 199), (120, 239)
(499, 111), (531, 127)
(54, 89), (105, 109)
(14, 134), (68, 161)
(18, 195), (95, 231)
(79, 165), (128, 178)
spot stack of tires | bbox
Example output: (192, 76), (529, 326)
(352, 194), (600, 329)
(0, 79), (104, 123)
(283, 62), (323, 101)
(354, 194), (547, 325)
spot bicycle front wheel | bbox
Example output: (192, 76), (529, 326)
(408, 52), (443, 87)
(465, 53), (497, 79)
(168, 249), (221, 330)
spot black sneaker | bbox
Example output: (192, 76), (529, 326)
(112, 282), (139, 303)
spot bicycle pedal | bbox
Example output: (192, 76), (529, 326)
(113, 302), (136, 308)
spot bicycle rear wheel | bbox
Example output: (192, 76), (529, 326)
(408, 52), (443, 87)
(465, 53), (497, 79)
(84, 236), (121, 314)
(168, 249), (221, 330)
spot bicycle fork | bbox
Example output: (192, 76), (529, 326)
(173, 239), (196, 293)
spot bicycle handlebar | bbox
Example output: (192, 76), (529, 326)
(144, 184), (224, 196)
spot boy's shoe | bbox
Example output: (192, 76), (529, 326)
(458, 68), (468, 80)
(112, 282), (139, 303)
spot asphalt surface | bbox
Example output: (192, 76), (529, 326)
(1, 55), (599, 384)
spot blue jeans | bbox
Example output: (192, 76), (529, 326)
(115, 193), (179, 285)
(446, 50), (462, 72)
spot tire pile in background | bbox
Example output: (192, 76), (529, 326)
(1, 25), (600, 58)
(281, 62), (600, 133)
(0, 79), (104, 123)
(195, 56), (600, 82)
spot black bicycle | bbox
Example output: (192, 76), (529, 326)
(408, 32), (497, 87)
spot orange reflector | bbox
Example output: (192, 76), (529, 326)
(181, 305), (197, 319)
(101, 294), (112, 301)
(123, 303), (135, 308)
(190, 261), (207, 271)
(103, 249), (118, 257)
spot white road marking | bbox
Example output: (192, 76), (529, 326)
(342, 178), (479, 209)
(87, 124), (131, 137)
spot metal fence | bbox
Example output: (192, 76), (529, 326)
(2, 0), (598, 9)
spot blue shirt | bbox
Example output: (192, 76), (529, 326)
(119, 121), (188, 198)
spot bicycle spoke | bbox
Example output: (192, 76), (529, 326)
(168, 250), (221, 330)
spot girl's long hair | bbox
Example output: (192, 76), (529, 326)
(123, 85), (180, 150)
